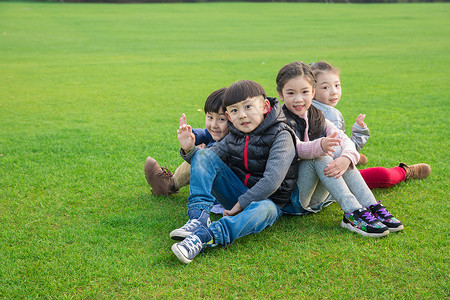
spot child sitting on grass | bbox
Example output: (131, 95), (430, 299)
(310, 61), (431, 189)
(171, 80), (298, 264)
(278, 61), (403, 238)
(144, 88), (228, 196)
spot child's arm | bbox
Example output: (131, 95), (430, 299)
(192, 128), (214, 147)
(177, 113), (196, 154)
(350, 114), (370, 152)
(180, 133), (230, 165)
(296, 132), (341, 159)
(322, 119), (360, 178)
(235, 131), (296, 211)
(223, 202), (242, 217)
(323, 156), (351, 179)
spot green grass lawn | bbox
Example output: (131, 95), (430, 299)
(1, 1), (449, 298)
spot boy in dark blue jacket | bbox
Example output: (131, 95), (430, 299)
(145, 88), (228, 196)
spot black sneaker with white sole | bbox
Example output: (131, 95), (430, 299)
(341, 208), (389, 238)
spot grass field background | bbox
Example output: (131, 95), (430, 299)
(1, 2), (449, 298)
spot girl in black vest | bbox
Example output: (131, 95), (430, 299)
(277, 61), (403, 238)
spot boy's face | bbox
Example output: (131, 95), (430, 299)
(278, 76), (314, 118)
(205, 108), (229, 141)
(225, 96), (270, 133)
(314, 71), (341, 107)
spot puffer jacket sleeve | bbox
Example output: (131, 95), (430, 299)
(350, 122), (370, 152)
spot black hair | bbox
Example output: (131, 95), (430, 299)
(276, 61), (316, 94)
(310, 61), (340, 78)
(204, 87), (227, 114)
(223, 80), (266, 107)
(276, 61), (326, 140)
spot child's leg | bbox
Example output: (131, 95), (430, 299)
(173, 161), (191, 190)
(210, 200), (282, 246)
(170, 149), (246, 240)
(144, 156), (176, 196)
(285, 159), (334, 214)
(359, 166), (406, 189)
(187, 149), (248, 212)
(171, 149), (282, 263)
(340, 167), (378, 208)
(172, 200), (282, 264)
(286, 157), (389, 238)
(304, 156), (365, 214)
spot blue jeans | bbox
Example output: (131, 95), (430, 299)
(188, 149), (283, 246)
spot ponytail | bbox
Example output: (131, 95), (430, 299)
(307, 105), (326, 140)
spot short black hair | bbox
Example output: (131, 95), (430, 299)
(223, 80), (266, 107)
(204, 87), (227, 114)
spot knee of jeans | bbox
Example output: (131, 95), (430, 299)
(253, 200), (280, 220)
(315, 155), (333, 162)
(196, 148), (208, 157)
(193, 149), (214, 165)
(197, 148), (218, 160)
(315, 155), (333, 163)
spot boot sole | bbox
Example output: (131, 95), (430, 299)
(144, 157), (154, 186)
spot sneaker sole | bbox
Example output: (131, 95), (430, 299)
(170, 230), (190, 241)
(171, 243), (192, 264)
(340, 220), (389, 238)
(387, 224), (404, 233)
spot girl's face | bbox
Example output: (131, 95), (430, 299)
(278, 76), (315, 118)
(314, 71), (341, 107)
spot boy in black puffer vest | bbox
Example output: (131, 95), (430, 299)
(171, 80), (298, 264)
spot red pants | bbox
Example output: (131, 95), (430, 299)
(359, 166), (406, 190)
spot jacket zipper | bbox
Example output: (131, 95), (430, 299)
(244, 135), (250, 186)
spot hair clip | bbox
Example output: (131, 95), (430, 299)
(309, 62), (315, 66)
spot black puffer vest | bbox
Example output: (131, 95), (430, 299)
(282, 105), (327, 142)
(215, 97), (298, 207)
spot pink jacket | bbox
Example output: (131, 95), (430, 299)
(295, 112), (360, 167)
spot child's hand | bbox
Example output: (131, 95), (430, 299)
(356, 114), (367, 127)
(177, 113), (195, 153)
(197, 143), (207, 149)
(323, 156), (351, 178)
(320, 131), (341, 157)
(223, 202), (243, 217)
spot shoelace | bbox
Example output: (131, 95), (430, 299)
(182, 235), (203, 256)
(361, 211), (377, 223)
(373, 201), (393, 218)
(158, 166), (173, 178)
(181, 219), (201, 231)
(376, 207), (392, 218)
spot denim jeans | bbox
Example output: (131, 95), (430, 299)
(188, 149), (283, 246)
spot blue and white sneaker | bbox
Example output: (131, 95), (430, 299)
(170, 209), (210, 240)
(171, 227), (214, 264)
(341, 208), (389, 238)
(369, 202), (404, 233)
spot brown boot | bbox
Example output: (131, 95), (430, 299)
(144, 157), (177, 196)
(399, 163), (431, 180)
(357, 154), (368, 166)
